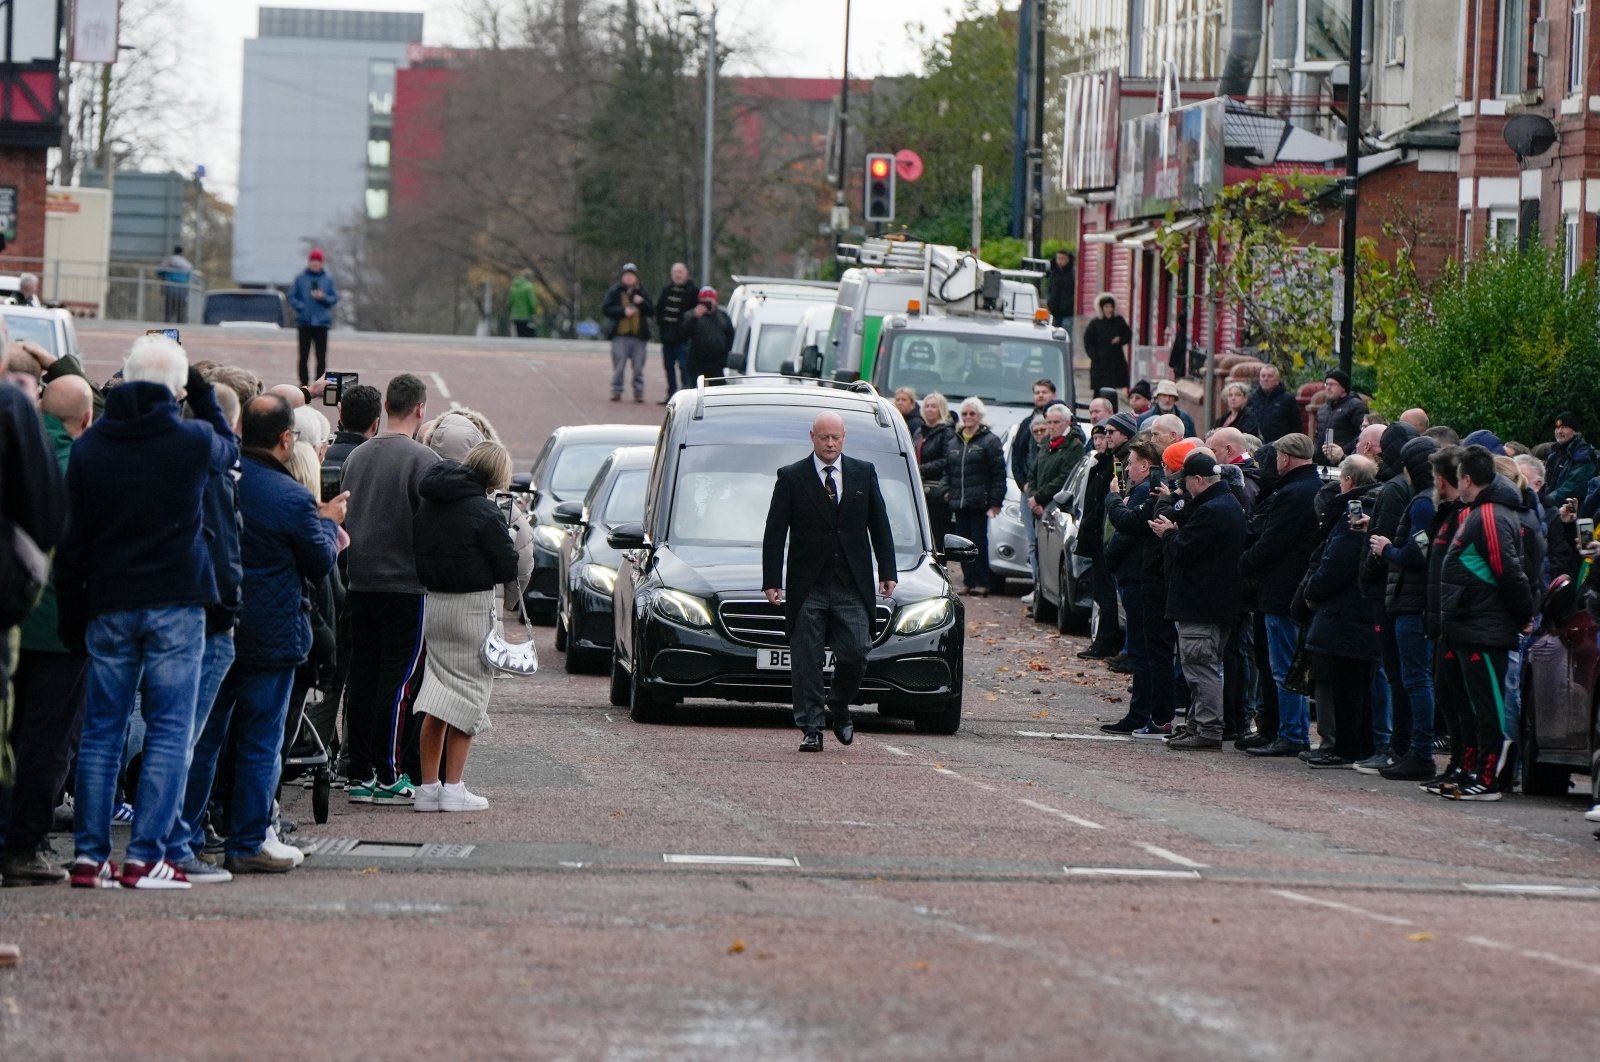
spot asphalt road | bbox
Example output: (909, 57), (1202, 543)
(3, 323), (1597, 1060)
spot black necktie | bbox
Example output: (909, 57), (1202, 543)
(824, 465), (838, 504)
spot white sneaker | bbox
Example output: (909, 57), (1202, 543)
(413, 781), (444, 813)
(1019, 591), (1036, 605)
(262, 827), (305, 867)
(439, 783), (489, 812)
(1586, 804), (1600, 823)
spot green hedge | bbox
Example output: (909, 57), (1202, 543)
(1378, 245), (1600, 444)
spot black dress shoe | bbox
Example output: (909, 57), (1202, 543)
(798, 732), (823, 753)
(1233, 731), (1271, 751)
(1246, 737), (1310, 757)
(831, 712), (854, 746)
(1099, 717), (1140, 734)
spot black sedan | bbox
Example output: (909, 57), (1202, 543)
(522, 423), (659, 621)
(606, 378), (975, 735)
(552, 445), (654, 673)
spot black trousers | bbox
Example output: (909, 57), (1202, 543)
(0, 649), (88, 855)
(1222, 617), (1246, 737)
(297, 326), (330, 386)
(1088, 558), (1120, 651)
(1454, 643), (1510, 761)
(1140, 589), (1176, 727)
(512, 319), (537, 338)
(952, 509), (993, 590)
(345, 592), (426, 785)
(1315, 657), (1373, 761)
(1378, 620), (1412, 756)
(789, 569), (870, 735)
(1435, 642), (1470, 760)
(1251, 610), (1280, 739)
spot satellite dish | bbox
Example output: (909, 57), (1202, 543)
(1503, 114), (1558, 161)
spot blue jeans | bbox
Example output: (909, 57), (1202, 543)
(1263, 613), (1308, 745)
(1502, 633), (1532, 746)
(167, 632), (237, 862)
(663, 340), (690, 393)
(1118, 583), (1150, 724)
(74, 607), (205, 865)
(1369, 662), (1392, 751)
(187, 664), (297, 859)
(1391, 614), (1436, 758)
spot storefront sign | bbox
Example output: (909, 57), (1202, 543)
(1114, 97), (1224, 219)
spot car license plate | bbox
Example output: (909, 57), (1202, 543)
(755, 648), (835, 672)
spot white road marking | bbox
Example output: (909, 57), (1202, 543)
(1064, 867), (1201, 880)
(1269, 889), (1415, 926)
(1136, 844), (1208, 869)
(1018, 799), (1105, 829)
(1466, 936), (1600, 977)
(879, 744), (913, 757)
(932, 767), (961, 777)
(427, 371), (452, 399)
(663, 854), (800, 868)
(1462, 883), (1600, 896)
(1015, 730), (1131, 742)
(558, 861), (587, 868)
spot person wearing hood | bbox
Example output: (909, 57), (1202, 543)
(601, 263), (654, 403)
(427, 409), (534, 608)
(1437, 445), (1535, 801)
(411, 442), (520, 812)
(1351, 421), (1419, 774)
(1299, 455), (1383, 767)
(1082, 294), (1132, 394)
(56, 336), (236, 889)
(682, 286), (734, 385)
(1366, 435), (1440, 781)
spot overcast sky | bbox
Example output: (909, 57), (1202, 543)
(182, 0), (960, 200)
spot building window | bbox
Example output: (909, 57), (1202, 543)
(1499, 0), (1531, 96)
(1573, 0), (1589, 96)
(1387, 0), (1406, 64)
(365, 188), (389, 221)
(1489, 209), (1519, 247)
(1564, 213), (1581, 281)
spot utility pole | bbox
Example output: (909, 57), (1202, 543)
(1029, 0), (1047, 258)
(1337, 0), (1365, 377)
(700, 5), (716, 286)
(832, 0), (852, 232)
(1010, 0), (1032, 239)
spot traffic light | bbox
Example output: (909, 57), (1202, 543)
(864, 153), (896, 223)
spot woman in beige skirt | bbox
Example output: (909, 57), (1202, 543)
(411, 441), (520, 811)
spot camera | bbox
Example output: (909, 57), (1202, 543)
(322, 370), (357, 407)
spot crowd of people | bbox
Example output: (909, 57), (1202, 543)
(893, 363), (1600, 817)
(601, 261), (732, 405)
(0, 321), (530, 889)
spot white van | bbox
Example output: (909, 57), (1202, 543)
(723, 278), (837, 377)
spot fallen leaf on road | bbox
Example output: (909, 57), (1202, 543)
(985, 693), (999, 701)
(1406, 932), (1435, 942)
(996, 666), (1010, 672)
(1032, 709), (1050, 718)
(907, 959), (930, 971)
(727, 940), (746, 955)
(356, 867), (379, 875)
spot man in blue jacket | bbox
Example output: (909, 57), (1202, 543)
(289, 248), (339, 387)
(57, 335), (236, 889)
(185, 395), (342, 874)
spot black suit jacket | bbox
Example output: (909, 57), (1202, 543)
(762, 453), (897, 636)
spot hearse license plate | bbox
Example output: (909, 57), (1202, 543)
(755, 648), (835, 672)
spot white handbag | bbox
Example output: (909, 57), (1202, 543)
(482, 589), (538, 676)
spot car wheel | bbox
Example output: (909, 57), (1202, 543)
(1520, 707), (1571, 797)
(1032, 578), (1059, 625)
(629, 664), (676, 725)
(609, 653), (632, 708)
(1055, 558), (1082, 635)
(554, 610), (568, 652)
(913, 693), (962, 735)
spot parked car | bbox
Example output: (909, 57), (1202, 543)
(523, 423), (660, 621)
(1519, 573), (1600, 804)
(1, 305), (83, 363)
(1031, 440), (1095, 630)
(202, 288), (289, 328)
(607, 377), (975, 734)
(552, 445), (655, 673)
(985, 421), (1033, 589)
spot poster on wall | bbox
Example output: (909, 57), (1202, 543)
(1113, 98), (1224, 220)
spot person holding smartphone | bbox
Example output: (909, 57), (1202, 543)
(289, 249), (339, 388)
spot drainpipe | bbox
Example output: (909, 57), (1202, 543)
(1220, 0), (1266, 96)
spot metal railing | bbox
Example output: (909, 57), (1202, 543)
(1, 255), (207, 323)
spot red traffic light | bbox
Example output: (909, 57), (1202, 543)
(869, 157), (891, 179)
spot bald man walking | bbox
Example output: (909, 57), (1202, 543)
(763, 412), (897, 752)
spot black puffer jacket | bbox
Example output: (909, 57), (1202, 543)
(1104, 478), (1153, 583)
(1439, 476), (1534, 648)
(917, 418), (955, 489)
(1161, 479), (1247, 624)
(1512, 484), (1547, 604)
(1314, 392), (1369, 457)
(1424, 498), (1464, 640)
(1075, 445), (1127, 557)
(1303, 483), (1381, 661)
(941, 425), (1007, 512)
(1239, 462), (1321, 614)
(413, 461), (520, 593)
(1245, 383), (1302, 443)
(1359, 423), (1418, 600)
(1380, 435), (1439, 616)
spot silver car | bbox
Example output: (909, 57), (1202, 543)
(986, 421), (1033, 588)
(1031, 441), (1095, 631)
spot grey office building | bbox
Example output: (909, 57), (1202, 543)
(233, 7), (422, 289)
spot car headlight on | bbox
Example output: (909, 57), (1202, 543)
(533, 523), (566, 551)
(893, 598), (954, 635)
(654, 588), (713, 628)
(583, 563), (618, 595)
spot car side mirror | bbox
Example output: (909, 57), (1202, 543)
(941, 533), (979, 563)
(510, 472), (532, 491)
(552, 500), (584, 526)
(607, 522), (648, 550)
(1053, 490), (1075, 512)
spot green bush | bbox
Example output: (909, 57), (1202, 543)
(1378, 245), (1600, 443)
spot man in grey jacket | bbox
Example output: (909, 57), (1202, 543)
(340, 374), (440, 805)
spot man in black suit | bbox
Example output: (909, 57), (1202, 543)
(762, 411), (897, 752)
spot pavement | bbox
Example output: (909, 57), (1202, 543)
(3, 323), (1597, 1060)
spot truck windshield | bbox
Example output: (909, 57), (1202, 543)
(880, 331), (1066, 407)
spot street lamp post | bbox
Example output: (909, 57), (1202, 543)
(700, 4), (716, 286)
(1337, 0), (1365, 378)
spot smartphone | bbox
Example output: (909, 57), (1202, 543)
(494, 491), (516, 527)
(1345, 498), (1364, 524)
(320, 464), (342, 501)
(146, 327), (180, 344)
(1579, 518), (1596, 549)
(322, 370), (357, 407)
(1324, 429), (1334, 447)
